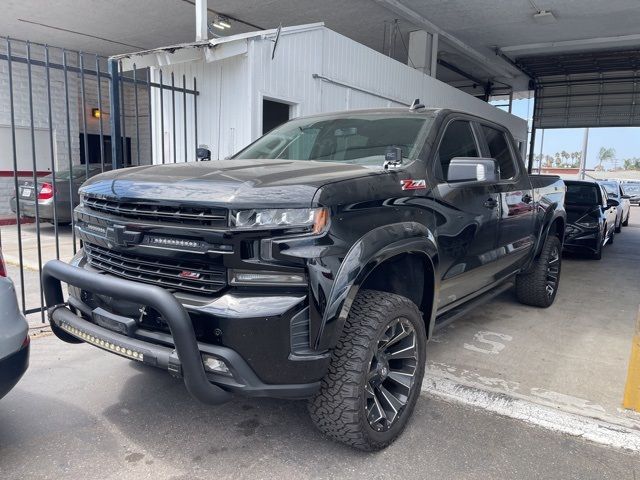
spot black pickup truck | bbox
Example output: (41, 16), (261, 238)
(43, 107), (566, 450)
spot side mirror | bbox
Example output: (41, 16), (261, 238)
(607, 198), (620, 207)
(622, 194), (631, 199)
(196, 145), (211, 161)
(447, 157), (500, 183)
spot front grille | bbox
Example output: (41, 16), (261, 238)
(83, 196), (227, 227)
(85, 243), (226, 295)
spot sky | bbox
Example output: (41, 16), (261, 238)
(497, 99), (640, 169)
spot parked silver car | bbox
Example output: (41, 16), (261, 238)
(0, 249), (29, 399)
(10, 164), (110, 225)
(598, 180), (631, 232)
(622, 182), (640, 206)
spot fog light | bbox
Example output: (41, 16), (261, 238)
(202, 354), (232, 376)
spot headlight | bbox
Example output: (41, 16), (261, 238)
(576, 220), (599, 229)
(230, 207), (328, 233)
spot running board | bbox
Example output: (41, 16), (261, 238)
(434, 281), (514, 331)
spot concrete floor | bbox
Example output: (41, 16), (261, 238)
(1, 210), (640, 476)
(428, 211), (640, 429)
(2, 335), (639, 480)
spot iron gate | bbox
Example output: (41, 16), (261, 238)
(0, 37), (200, 322)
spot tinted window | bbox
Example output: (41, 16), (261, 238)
(436, 120), (478, 178)
(565, 183), (600, 205)
(481, 126), (517, 179)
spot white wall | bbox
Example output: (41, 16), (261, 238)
(148, 25), (527, 164)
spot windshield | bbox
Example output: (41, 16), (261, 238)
(566, 183), (600, 205)
(599, 182), (618, 195)
(233, 114), (434, 168)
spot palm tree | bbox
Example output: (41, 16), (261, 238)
(597, 147), (615, 171)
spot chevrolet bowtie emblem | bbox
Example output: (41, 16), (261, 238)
(105, 225), (141, 247)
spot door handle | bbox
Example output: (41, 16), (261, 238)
(483, 198), (498, 209)
(522, 193), (533, 204)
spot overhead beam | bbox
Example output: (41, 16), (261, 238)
(371, 0), (518, 79)
(501, 33), (640, 56)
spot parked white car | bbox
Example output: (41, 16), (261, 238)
(0, 249), (29, 399)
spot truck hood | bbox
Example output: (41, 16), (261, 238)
(80, 159), (380, 208)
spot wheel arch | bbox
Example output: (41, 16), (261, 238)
(314, 222), (439, 350)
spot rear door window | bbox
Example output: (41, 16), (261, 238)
(436, 120), (479, 179)
(481, 126), (517, 180)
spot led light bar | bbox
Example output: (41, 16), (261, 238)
(149, 236), (203, 249)
(229, 269), (307, 286)
(59, 322), (144, 361)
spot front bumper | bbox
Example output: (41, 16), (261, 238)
(563, 223), (600, 253)
(42, 260), (325, 403)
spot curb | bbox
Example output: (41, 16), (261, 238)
(421, 374), (640, 452)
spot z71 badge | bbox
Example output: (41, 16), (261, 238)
(400, 179), (427, 190)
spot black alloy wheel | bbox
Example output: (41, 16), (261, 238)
(545, 244), (560, 299)
(365, 317), (419, 432)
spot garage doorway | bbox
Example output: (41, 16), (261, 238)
(262, 99), (291, 134)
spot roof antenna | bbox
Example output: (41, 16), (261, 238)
(409, 98), (425, 111)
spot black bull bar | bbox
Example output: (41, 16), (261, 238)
(42, 260), (232, 405)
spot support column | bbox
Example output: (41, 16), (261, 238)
(195, 0), (208, 41)
(108, 59), (123, 170)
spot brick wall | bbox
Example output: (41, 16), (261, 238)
(0, 42), (152, 217)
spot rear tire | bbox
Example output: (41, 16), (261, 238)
(516, 235), (562, 308)
(309, 290), (426, 451)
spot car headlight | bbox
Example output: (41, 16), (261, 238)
(230, 207), (328, 233)
(576, 220), (599, 229)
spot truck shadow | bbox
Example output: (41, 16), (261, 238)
(101, 364), (440, 473)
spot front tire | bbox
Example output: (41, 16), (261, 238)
(309, 290), (426, 451)
(516, 235), (562, 308)
(622, 213), (629, 227)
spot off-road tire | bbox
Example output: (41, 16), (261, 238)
(308, 290), (426, 451)
(515, 235), (562, 308)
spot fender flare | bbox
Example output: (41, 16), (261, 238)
(314, 222), (439, 350)
(530, 205), (566, 264)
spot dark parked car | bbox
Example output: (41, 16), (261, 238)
(10, 164), (110, 225)
(43, 107), (566, 450)
(622, 182), (640, 206)
(598, 180), (630, 231)
(564, 180), (618, 259)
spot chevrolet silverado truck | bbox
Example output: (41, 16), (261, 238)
(43, 106), (566, 450)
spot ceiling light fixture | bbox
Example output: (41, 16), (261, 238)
(533, 10), (557, 24)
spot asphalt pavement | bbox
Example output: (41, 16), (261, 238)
(1, 334), (639, 480)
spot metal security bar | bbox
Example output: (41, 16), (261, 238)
(0, 37), (199, 321)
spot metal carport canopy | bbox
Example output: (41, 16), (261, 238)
(518, 49), (640, 129)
